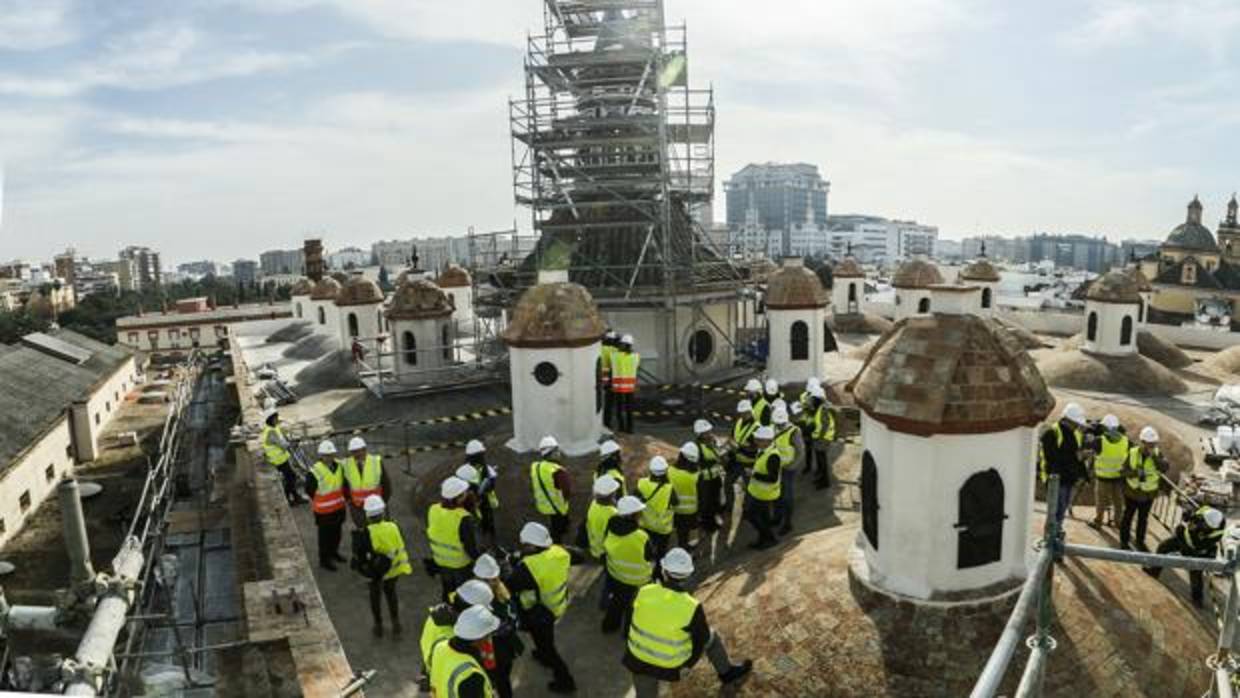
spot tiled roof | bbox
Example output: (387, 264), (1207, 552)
(501, 281), (605, 348)
(1124, 266), (1152, 292)
(959, 258), (1001, 282)
(766, 261), (827, 309)
(335, 275), (384, 306)
(386, 279), (454, 320)
(290, 278), (315, 296)
(891, 259), (943, 289)
(1164, 221), (1218, 252)
(833, 257), (864, 278)
(435, 264), (472, 288)
(1086, 270), (1142, 303)
(310, 277), (341, 301)
(1153, 258), (1225, 290)
(848, 314), (1054, 435)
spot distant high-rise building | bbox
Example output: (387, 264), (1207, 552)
(725, 162), (829, 234)
(372, 239), (416, 269)
(1026, 233), (1115, 273)
(176, 260), (219, 278)
(822, 215), (939, 265)
(327, 246), (371, 270)
(232, 259), (259, 286)
(259, 248), (305, 276)
(94, 259), (138, 292)
(118, 246), (162, 289)
(53, 248), (78, 284)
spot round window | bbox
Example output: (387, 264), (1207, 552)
(688, 329), (713, 365)
(533, 361), (560, 386)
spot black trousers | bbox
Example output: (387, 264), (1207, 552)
(1120, 497), (1153, 549)
(603, 388), (616, 429)
(479, 503), (497, 539)
(1145, 531), (1210, 604)
(315, 511), (345, 564)
(438, 566), (472, 604)
(744, 495), (777, 545)
(647, 530), (670, 559)
(549, 513), (570, 544)
(602, 577), (639, 633)
(490, 634), (519, 698)
(614, 392), (635, 433)
(368, 577), (400, 627)
(527, 618), (573, 685)
(277, 463), (300, 501)
(699, 477), (722, 528)
(674, 513), (697, 548)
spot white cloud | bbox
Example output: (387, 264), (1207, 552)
(1065, 0), (1240, 61)
(0, 0), (76, 50)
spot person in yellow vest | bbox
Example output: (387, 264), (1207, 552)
(600, 330), (619, 430)
(464, 440), (501, 540)
(506, 522), (583, 694)
(530, 435), (573, 543)
(601, 496), (657, 634)
(457, 462), (499, 545)
(356, 495), (411, 637)
(586, 476), (621, 562)
(1039, 402), (1092, 528)
(670, 443), (701, 550)
(611, 334), (641, 433)
(798, 377), (821, 413)
(807, 386), (839, 490)
(625, 548), (753, 697)
(1145, 505), (1226, 608)
(693, 420), (725, 532)
(471, 555), (522, 698)
(771, 406), (804, 535)
(594, 440), (627, 496)
(637, 456), (678, 557)
(428, 476), (482, 603)
(1089, 414), (1128, 530)
(428, 604), (501, 698)
(343, 436), (390, 526)
(305, 440), (349, 571)
(759, 378), (782, 425)
(261, 411), (306, 505)
(743, 379), (764, 424)
(418, 579), (494, 693)
(1120, 426), (1167, 552)
(744, 425), (782, 550)
(725, 400), (759, 516)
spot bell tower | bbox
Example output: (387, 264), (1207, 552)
(1220, 194), (1240, 264)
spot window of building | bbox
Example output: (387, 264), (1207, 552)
(688, 329), (713, 365)
(296, 302), (303, 319)
(790, 320), (809, 360)
(442, 324), (452, 361)
(318, 307), (326, 325)
(917, 297), (931, 314)
(347, 312), (360, 338)
(105, 401), (111, 412)
(823, 321), (838, 353)
(1120, 316), (1133, 346)
(189, 327), (200, 340)
(957, 469), (1006, 569)
(94, 413), (100, 426)
(1138, 300), (1145, 323)
(377, 309), (383, 331)
(147, 330), (159, 348)
(533, 361), (560, 386)
(403, 331), (417, 366)
(847, 283), (858, 313)
(861, 452), (878, 549)
(1183, 264), (1197, 285)
(981, 287), (993, 309)
(19, 491), (31, 512)
(0, 517), (5, 535)
(45, 464), (55, 483)
(128, 332), (139, 345)
(1086, 311), (1098, 341)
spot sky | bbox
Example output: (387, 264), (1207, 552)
(0, 0), (1237, 265)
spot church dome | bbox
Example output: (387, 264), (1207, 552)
(891, 259), (944, 289)
(386, 279), (454, 320)
(849, 314), (1054, 435)
(335, 275), (384, 306)
(290, 278), (315, 296)
(1086, 271), (1141, 304)
(435, 264), (472, 289)
(309, 277), (341, 301)
(959, 258), (1001, 283)
(1165, 221), (1218, 252)
(833, 257), (864, 279)
(501, 281), (605, 348)
(766, 259), (828, 309)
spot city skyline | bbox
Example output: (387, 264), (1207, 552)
(1, 0), (1237, 263)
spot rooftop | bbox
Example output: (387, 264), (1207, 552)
(1086, 270), (1141, 304)
(116, 302), (293, 328)
(891, 258), (944, 289)
(501, 281), (605, 348)
(766, 259), (828, 309)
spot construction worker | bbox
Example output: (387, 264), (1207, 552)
(471, 555), (523, 698)
(743, 378), (763, 422)
(1039, 402), (1092, 528)
(1120, 426), (1167, 552)
(771, 406), (804, 535)
(530, 435), (572, 543)
(305, 440), (348, 571)
(637, 456), (677, 556)
(357, 495), (411, 637)
(807, 386), (838, 490)
(1090, 414), (1128, 530)
(693, 420), (724, 532)
(428, 476), (481, 602)
(343, 436), (390, 526)
(586, 476), (621, 561)
(457, 462), (499, 543)
(1145, 505), (1226, 608)
(464, 439), (501, 539)
(595, 440), (627, 495)
(600, 330), (619, 429)
(611, 334), (641, 433)
(507, 522), (581, 694)
(625, 548), (753, 698)
(602, 496), (656, 634)
(744, 425), (782, 550)
(798, 377), (821, 412)
(759, 378), (782, 425)
(670, 442), (701, 550)
(419, 579), (495, 692)
(261, 411), (304, 505)
(725, 400), (759, 516)
(428, 604), (501, 698)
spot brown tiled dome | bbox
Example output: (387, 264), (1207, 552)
(766, 259), (828, 309)
(386, 279), (454, 320)
(1125, 266), (1152, 293)
(335, 275), (384, 306)
(309, 277), (341, 301)
(329, 271), (349, 284)
(436, 264), (472, 288)
(891, 259), (944, 289)
(501, 282), (605, 348)
(290, 278), (315, 296)
(959, 258), (1001, 282)
(848, 313), (1054, 435)
(1086, 270), (1141, 304)
(833, 257), (864, 279)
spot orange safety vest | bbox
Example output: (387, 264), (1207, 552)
(310, 461), (346, 515)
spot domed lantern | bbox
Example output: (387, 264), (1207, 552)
(891, 258), (943, 321)
(831, 255), (865, 316)
(386, 279), (456, 381)
(958, 251), (1001, 318)
(334, 273), (386, 346)
(289, 278), (314, 322)
(308, 277), (341, 334)
(765, 257), (829, 385)
(435, 264), (474, 324)
(1083, 271), (1141, 356)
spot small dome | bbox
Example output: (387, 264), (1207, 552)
(335, 275), (384, 306)
(386, 279), (454, 320)
(959, 258), (1000, 283)
(436, 264), (472, 288)
(1086, 270), (1141, 304)
(766, 259), (827, 309)
(891, 259), (944, 289)
(833, 257), (864, 279)
(309, 277), (341, 301)
(849, 313), (1054, 435)
(1164, 222), (1218, 252)
(501, 281), (605, 348)
(1125, 265), (1152, 293)
(290, 278), (315, 296)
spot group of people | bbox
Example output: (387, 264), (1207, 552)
(1039, 401), (1227, 607)
(598, 331), (641, 434)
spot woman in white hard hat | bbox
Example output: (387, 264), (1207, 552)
(1120, 426), (1168, 551)
(306, 439), (349, 571)
(468, 555), (522, 698)
(601, 496), (657, 635)
(611, 334), (641, 433)
(427, 476), (483, 603)
(594, 440), (628, 496)
(357, 495), (411, 637)
(417, 579), (495, 693)
(1090, 414), (1128, 530)
(1145, 499), (1227, 608)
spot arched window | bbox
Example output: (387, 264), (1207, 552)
(790, 320), (809, 360)
(295, 302), (303, 319)
(1138, 300), (1145, 323)
(317, 306), (326, 325)
(981, 287), (992, 309)
(823, 321), (838, 353)
(403, 331), (417, 365)
(1120, 315), (1133, 346)
(688, 329), (713, 365)
(1086, 311), (1098, 341)
(377, 309), (383, 330)
(957, 469), (1006, 569)
(917, 297), (931, 314)
(861, 452), (878, 549)
(347, 312), (359, 338)
(441, 324), (452, 360)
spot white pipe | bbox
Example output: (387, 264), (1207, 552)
(5, 606), (59, 633)
(63, 537), (145, 697)
(58, 478), (95, 588)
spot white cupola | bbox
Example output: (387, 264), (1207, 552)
(957, 247), (1001, 318)
(1083, 271), (1141, 356)
(335, 273), (386, 346)
(289, 278), (314, 323)
(1124, 262), (1153, 326)
(765, 257), (829, 385)
(385, 278), (456, 381)
(435, 264), (474, 325)
(891, 258), (943, 321)
(308, 277), (342, 335)
(831, 255), (865, 316)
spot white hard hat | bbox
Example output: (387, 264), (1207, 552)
(661, 547), (694, 579)
(538, 435), (559, 452)
(473, 553), (500, 580)
(737, 399), (753, 414)
(810, 386), (827, 400)
(755, 425), (775, 440)
(317, 440), (337, 456)
(520, 521), (553, 548)
(465, 439), (486, 456)
(598, 440), (621, 457)
(454, 604), (500, 641)
(617, 495), (646, 516)
(1139, 426), (1159, 443)
(693, 419), (712, 435)
(455, 464), (480, 485)
(790, 402), (803, 415)
(441, 476), (469, 500)
(745, 379), (762, 393)
(806, 377), (821, 390)
(456, 579), (494, 607)
(764, 378), (779, 395)
(772, 407), (789, 425)
(594, 475), (621, 497)
(605, 330), (618, 339)
(1062, 402), (1086, 426)
(363, 494), (385, 516)
(621, 334), (634, 345)
(262, 409), (277, 422)
(348, 436), (366, 451)
(680, 441), (700, 463)
(1204, 507), (1225, 529)
(773, 398), (787, 412)
(1101, 414), (1120, 430)
(649, 455), (669, 475)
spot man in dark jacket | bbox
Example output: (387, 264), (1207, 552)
(601, 496), (659, 634)
(1145, 505), (1227, 607)
(1039, 402), (1092, 528)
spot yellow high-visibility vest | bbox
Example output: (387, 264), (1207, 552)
(667, 466), (699, 515)
(420, 611), (454, 671)
(611, 352), (640, 393)
(812, 405), (836, 441)
(1126, 447), (1161, 493)
(697, 439), (722, 480)
(344, 454), (383, 507)
(586, 501), (617, 559)
(636, 478), (674, 535)
(627, 583), (698, 669)
(310, 461), (345, 514)
(604, 528), (653, 587)
(519, 546), (570, 619)
(368, 520), (412, 580)
(594, 466), (627, 496)
(600, 344), (615, 381)
(746, 447), (781, 501)
(774, 425), (797, 464)
(262, 425), (291, 466)
(426, 504), (472, 570)
(530, 460), (569, 516)
(429, 641), (493, 698)
(1093, 435), (1129, 479)
(732, 417), (758, 465)
(1038, 422), (1083, 483)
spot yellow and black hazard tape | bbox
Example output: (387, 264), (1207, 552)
(319, 407), (513, 439)
(404, 440), (468, 454)
(633, 409), (737, 423)
(655, 383), (746, 397)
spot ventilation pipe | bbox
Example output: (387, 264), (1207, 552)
(62, 536), (144, 696)
(59, 478), (96, 589)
